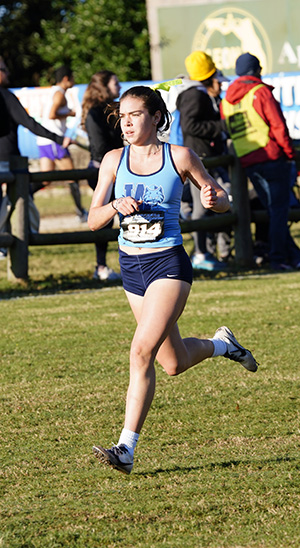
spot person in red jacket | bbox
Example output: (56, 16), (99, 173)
(221, 52), (300, 271)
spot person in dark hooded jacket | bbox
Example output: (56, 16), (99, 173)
(176, 51), (231, 271)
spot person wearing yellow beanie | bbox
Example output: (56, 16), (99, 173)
(176, 51), (231, 271)
(185, 51), (217, 82)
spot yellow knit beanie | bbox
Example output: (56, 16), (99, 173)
(185, 51), (216, 81)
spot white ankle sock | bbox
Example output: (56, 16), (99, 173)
(118, 428), (139, 457)
(209, 338), (227, 357)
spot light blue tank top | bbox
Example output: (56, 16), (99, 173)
(115, 142), (184, 248)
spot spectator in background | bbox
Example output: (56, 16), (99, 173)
(0, 88), (10, 139)
(81, 70), (123, 281)
(0, 56), (71, 258)
(0, 73), (10, 200)
(0, 56), (70, 180)
(36, 65), (88, 223)
(176, 51), (231, 271)
(221, 52), (300, 271)
(0, 88), (10, 260)
(205, 68), (232, 262)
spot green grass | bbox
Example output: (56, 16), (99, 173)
(1, 268), (300, 547)
(1, 196), (300, 546)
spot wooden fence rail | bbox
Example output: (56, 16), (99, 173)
(1, 151), (300, 282)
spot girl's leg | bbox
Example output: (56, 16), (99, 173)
(93, 280), (257, 474)
(156, 323), (214, 376)
(124, 279), (214, 434)
(39, 157), (55, 187)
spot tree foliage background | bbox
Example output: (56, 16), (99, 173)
(0, 0), (151, 87)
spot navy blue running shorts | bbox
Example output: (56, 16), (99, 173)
(119, 245), (193, 296)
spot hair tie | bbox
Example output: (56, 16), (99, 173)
(150, 79), (182, 92)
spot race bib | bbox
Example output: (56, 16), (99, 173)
(121, 211), (164, 243)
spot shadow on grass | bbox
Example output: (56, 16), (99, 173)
(0, 274), (124, 300)
(0, 263), (294, 300)
(138, 454), (299, 477)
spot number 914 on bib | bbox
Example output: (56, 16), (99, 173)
(121, 211), (165, 243)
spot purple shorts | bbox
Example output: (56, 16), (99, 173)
(119, 245), (193, 296)
(38, 144), (70, 161)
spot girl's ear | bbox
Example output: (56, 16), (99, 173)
(153, 110), (161, 126)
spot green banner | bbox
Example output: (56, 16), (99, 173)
(154, 0), (300, 78)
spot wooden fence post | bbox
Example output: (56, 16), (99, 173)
(229, 149), (254, 267)
(7, 156), (29, 282)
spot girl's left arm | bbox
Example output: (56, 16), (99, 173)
(172, 145), (230, 213)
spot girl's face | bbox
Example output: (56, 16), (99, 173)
(107, 75), (121, 100)
(119, 96), (160, 145)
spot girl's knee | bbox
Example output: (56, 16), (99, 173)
(130, 339), (155, 366)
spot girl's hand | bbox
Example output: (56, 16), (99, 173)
(200, 184), (218, 209)
(112, 197), (142, 215)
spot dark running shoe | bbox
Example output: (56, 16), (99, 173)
(213, 326), (258, 372)
(93, 443), (133, 475)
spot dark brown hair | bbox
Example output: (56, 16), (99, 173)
(119, 86), (172, 133)
(55, 65), (73, 84)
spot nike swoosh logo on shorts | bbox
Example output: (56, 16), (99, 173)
(167, 274), (177, 277)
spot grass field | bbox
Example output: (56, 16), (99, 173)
(1, 191), (300, 547)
